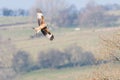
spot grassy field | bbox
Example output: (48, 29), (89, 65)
(0, 17), (120, 80)
(18, 66), (95, 80)
(17, 63), (120, 80)
(0, 16), (32, 25)
(0, 20), (120, 60)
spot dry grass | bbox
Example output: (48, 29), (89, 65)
(91, 64), (120, 80)
(76, 63), (120, 80)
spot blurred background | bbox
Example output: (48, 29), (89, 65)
(0, 0), (120, 80)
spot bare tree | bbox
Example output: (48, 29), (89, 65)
(77, 1), (119, 27)
(78, 1), (105, 27)
(30, 0), (69, 27)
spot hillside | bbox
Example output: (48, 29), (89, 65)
(0, 20), (120, 60)
(0, 16), (120, 80)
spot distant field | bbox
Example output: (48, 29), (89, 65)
(106, 10), (120, 16)
(105, 10), (120, 26)
(0, 16), (33, 25)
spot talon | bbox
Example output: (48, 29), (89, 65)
(32, 27), (35, 29)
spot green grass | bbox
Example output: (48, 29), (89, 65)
(18, 66), (92, 80)
(17, 63), (120, 80)
(0, 22), (119, 60)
